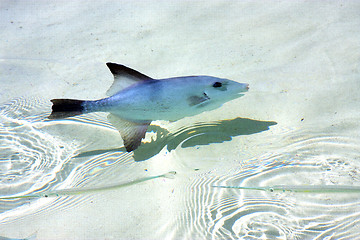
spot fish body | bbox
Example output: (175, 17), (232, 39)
(84, 76), (246, 122)
(50, 63), (249, 151)
(212, 185), (360, 193)
(0, 171), (176, 200)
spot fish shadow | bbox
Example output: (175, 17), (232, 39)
(75, 117), (277, 161)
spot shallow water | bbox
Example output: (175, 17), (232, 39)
(1, 1), (360, 239)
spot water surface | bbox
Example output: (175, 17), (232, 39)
(0, 1), (359, 239)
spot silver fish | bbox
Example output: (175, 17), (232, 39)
(0, 234), (36, 240)
(49, 63), (249, 151)
(0, 171), (176, 200)
(212, 185), (360, 193)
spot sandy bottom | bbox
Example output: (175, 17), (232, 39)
(1, 1), (360, 239)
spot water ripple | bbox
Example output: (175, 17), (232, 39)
(0, 97), (135, 223)
(2, 96), (360, 239)
(0, 112), (77, 213)
(173, 123), (360, 239)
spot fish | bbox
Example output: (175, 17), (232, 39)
(212, 185), (360, 193)
(0, 233), (37, 240)
(49, 63), (249, 151)
(0, 171), (176, 200)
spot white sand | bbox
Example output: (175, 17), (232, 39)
(1, 0), (360, 239)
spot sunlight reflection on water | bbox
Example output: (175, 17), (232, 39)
(1, 96), (360, 239)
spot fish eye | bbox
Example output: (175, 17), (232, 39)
(213, 82), (222, 88)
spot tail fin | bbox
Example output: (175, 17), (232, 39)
(49, 99), (85, 119)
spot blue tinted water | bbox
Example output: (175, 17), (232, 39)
(1, 1), (360, 239)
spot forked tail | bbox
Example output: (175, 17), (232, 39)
(49, 99), (85, 119)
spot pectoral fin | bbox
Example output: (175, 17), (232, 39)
(107, 113), (151, 152)
(187, 92), (210, 107)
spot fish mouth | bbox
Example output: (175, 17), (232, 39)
(236, 83), (249, 94)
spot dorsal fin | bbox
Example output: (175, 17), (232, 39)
(106, 63), (153, 96)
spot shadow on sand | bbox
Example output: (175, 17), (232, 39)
(75, 117), (277, 161)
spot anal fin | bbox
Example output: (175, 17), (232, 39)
(107, 114), (151, 152)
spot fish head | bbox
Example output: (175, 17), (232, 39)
(183, 76), (248, 113)
(190, 76), (248, 106)
(203, 76), (248, 98)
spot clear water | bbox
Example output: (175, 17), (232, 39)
(1, 1), (360, 239)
